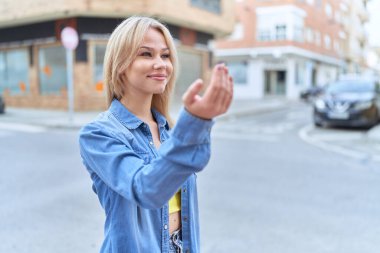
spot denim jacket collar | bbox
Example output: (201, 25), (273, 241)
(110, 99), (169, 130)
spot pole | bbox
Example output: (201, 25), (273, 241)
(66, 49), (74, 124)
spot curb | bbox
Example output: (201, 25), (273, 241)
(299, 124), (380, 162)
(367, 125), (380, 141)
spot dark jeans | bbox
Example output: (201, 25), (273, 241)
(169, 229), (182, 253)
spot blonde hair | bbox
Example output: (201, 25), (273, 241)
(103, 16), (178, 125)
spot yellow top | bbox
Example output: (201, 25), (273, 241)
(169, 190), (181, 214)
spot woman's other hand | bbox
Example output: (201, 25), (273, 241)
(182, 64), (233, 120)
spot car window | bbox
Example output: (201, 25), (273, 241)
(326, 81), (375, 93)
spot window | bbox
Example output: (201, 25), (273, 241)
(315, 31), (321, 46)
(38, 46), (67, 95)
(191, 0), (221, 14)
(276, 25), (287, 40)
(227, 61), (247, 85)
(325, 3), (333, 18)
(324, 35), (331, 49)
(334, 40), (340, 53)
(0, 49), (29, 95)
(335, 11), (341, 23)
(294, 26), (304, 42)
(258, 29), (271, 41)
(174, 49), (203, 103)
(306, 27), (314, 43)
(228, 23), (244, 41)
(93, 44), (107, 94)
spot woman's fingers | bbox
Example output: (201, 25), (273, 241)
(204, 64), (224, 103)
(183, 63), (233, 119)
(213, 66), (229, 111)
(221, 75), (233, 112)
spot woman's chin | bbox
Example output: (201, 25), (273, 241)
(153, 85), (167, 94)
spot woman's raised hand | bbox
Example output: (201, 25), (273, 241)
(182, 64), (233, 120)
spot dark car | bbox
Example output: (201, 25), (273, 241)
(0, 95), (5, 114)
(300, 86), (324, 102)
(313, 80), (380, 128)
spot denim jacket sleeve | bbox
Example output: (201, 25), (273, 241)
(79, 108), (214, 209)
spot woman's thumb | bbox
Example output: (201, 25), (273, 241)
(182, 79), (204, 105)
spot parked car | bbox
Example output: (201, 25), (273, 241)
(300, 86), (324, 102)
(0, 95), (5, 114)
(313, 80), (380, 128)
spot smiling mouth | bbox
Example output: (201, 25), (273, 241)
(148, 75), (167, 81)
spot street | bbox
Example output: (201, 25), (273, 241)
(1, 104), (380, 253)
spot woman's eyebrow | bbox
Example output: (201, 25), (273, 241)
(139, 46), (170, 51)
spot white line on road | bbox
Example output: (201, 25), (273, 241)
(298, 124), (380, 162)
(0, 122), (47, 133)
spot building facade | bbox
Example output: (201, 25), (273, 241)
(214, 0), (370, 100)
(343, 0), (369, 74)
(0, 0), (234, 110)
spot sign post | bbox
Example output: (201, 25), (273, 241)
(61, 27), (79, 125)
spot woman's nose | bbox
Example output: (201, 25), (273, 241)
(153, 57), (166, 69)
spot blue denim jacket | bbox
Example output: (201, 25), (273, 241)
(79, 99), (214, 253)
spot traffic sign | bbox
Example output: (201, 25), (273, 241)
(61, 27), (79, 50)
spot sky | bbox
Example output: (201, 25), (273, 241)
(366, 0), (380, 47)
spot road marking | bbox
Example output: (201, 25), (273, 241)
(0, 122), (47, 133)
(298, 124), (380, 162)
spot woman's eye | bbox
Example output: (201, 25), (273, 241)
(162, 54), (170, 59)
(140, 52), (152, 57)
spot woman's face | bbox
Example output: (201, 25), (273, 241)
(123, 28), (173, 97)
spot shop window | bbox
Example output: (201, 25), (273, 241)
(295, 62), (305, 85)
(0, 49), (29, 95)
(175, 49), (203, 103)
(0, 53), (5, 93)
(38, 46), (67, 95)
(227, 61), (247, 85)
(93, 44), (107, 94)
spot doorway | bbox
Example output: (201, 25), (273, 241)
(265, 70), (286, 95)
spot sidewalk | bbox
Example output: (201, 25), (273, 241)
(0, 97), (379, 142)
(0, 97), (291, 129)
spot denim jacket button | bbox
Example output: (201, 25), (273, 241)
(149, 141), (153, 145)
(164, 224), (168, 230)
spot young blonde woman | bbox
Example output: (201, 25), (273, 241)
(79, 16), (233, 253)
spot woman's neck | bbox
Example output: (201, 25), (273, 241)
(120, 95), (154, 123)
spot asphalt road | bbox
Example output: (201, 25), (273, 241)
(1, 105), (379, 253)
(200, 105), (380, 253)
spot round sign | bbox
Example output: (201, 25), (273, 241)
(61, 27), (79, 50)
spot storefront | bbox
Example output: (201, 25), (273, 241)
(0, 17), (212, 110)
